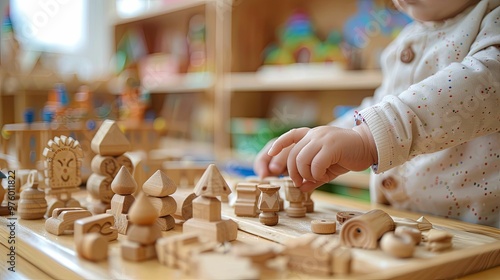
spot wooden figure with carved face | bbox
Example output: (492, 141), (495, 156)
(43, 135), (84, 216)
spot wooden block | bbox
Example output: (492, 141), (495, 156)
(156, 233), (200, 266)
(192, 196), (221, 222)
(90, 155), (119, 177)
(128, 192), (158, 226)
(111, 194), (135, 215)
(395, 226), (422, 245)
(111, 212), (130, 235)
(234, 182), (260, 217)
(196, 253), (260, 280)
(18, 171), (47, 220)
(147, 196), (177, 217)
(121, 240), (157, 262)
(111, 166), (138, 195)
(183, 218), (238, 243)
(170, 189), (197, 221)
(87, 173), (113, 203)
(77, 233), (108, 262)
(416, 216), (433, 231)
(91, 120), (131, 156)
(380, 232), (415, 258)
(45, 207), (92, 235)
(163, 162), (206, 187)
(340, 209), (395, 249)
(193, 164), (231, 198)
(425, 229), (453, 252)
(230, 243), (277, 264)
(331, 247), (351, 275)
(87, 200), (111, 215)
(311, 219), (336, 234)
(116, 154), (134, 175)
(303, 191), (314, 213)
(336, 211), (364, 225)
(127, 224), (162, 245)
(74, 213), (117, 244)
(156, 215), (175, 231)
(142, 170), (177, 197)
(43, 135), (83, 190)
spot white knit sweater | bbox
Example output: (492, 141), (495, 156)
(335, 0), (500, 227)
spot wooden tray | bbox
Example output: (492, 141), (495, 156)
(222, 192), (500, 280)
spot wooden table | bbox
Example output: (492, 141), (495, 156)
(0, 190), (499, 279)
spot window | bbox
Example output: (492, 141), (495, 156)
(8, 0), (112, 80)
(11, 0), (86, 53)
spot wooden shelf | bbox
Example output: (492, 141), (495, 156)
(113, 0), (207, 26)
(228, 70), (382, 92)
(141, 72), (214, 94)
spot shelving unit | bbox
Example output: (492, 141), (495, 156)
(229, 70), (382, 92)
(215, 0), (396, 157)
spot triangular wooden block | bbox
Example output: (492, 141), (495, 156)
(111, 166), (138, 195)
(193, 164), (231, 197)
(128, 192), (158, 226)
(142, 170), (177, 197)
(91, 120), (130, 156)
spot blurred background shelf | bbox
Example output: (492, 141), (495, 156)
(229, 70), (382, 92)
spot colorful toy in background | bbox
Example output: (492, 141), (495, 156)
(263, 10), (345, 66)
(342, 0), (412, 69)
(118, 74), (150, 123)
(1, 4), (20, 73)
(186, 14), (207, 73)
(115, 27), (148, 74)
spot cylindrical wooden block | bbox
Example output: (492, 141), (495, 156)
(336, 211), (363, 225)
(87, 173), (113, 203)
(78, 233), (109, 262)
(147, 196), (177, 217)
(380, 232), (415, 258)
(340, 209), (395, 249)
(91, 155), (119, 177)
(116, 154), (134, 174)
(311, 219), (336, 234)
(259, 211), (279, 226)
(170, 189), (197, 220)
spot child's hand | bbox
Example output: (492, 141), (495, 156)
(267, 124), (377, 191)
(253, 139), (293, 178)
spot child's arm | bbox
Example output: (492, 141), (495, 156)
(267, 123), (378, 191)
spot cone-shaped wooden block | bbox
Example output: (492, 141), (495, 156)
(142, 170), (177, 197)
(91, 120), (131, 156)
(111, 166), (137, 195)
(193, 164), (231, 198)
(128, 192), (158, 226)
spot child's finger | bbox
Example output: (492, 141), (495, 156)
(299, 180), (324, 192)
(268, 128), (310, 156)
(286, 139), (309, 187)
(310, 147), (335, 181)
(296, 142), (322, 183)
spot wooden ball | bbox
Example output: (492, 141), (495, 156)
(380, 232), (415, 258)
(395, 226), (422, 245)
(311, 219), (336, 234)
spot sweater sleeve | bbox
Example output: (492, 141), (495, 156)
(361, 43), (500, 173)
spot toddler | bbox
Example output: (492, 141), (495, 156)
(255, 0), (500, 227)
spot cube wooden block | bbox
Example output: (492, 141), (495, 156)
(121, 240), (157, 262)
(111, 194), (135, 215)
(127, 224), (162, 245)
(183, 218), (237, 243)
(192, 196), (221, 222)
